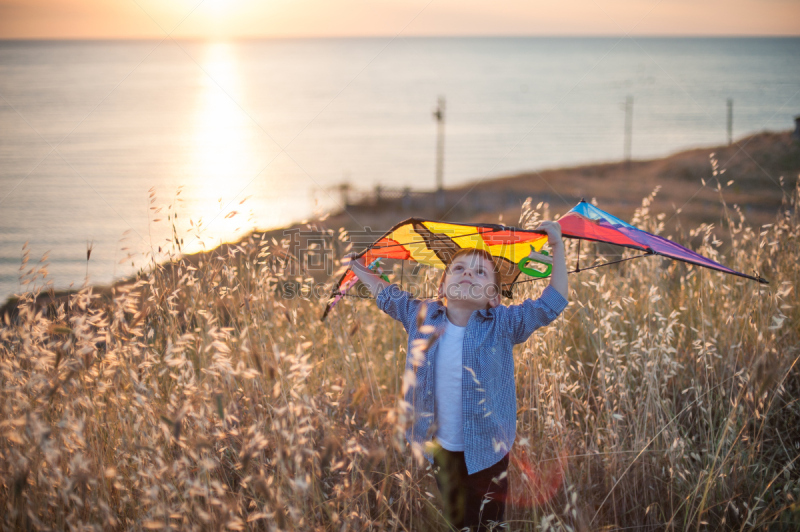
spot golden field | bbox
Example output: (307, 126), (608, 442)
(1, 176), (799, 529)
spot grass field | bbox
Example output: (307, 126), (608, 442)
(1, 183), (798, 531)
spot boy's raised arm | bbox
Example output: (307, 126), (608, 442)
(344, 253), (420, 332)
(539, 221), (568, 299)
(501, 220), (569, 344)
(344, 253), (390, 297)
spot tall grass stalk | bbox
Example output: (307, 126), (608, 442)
(1, 185), (798, 531)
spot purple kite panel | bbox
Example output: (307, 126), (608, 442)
(564, 200), (764, 282)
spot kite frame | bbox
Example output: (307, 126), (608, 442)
(341, 214), (767, 282)
(322, 209), (768, 319)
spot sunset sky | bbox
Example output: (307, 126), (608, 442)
(1, 0), (799, 39)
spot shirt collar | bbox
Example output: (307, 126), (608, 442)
(476, 308), (496, 320)
(432, 301), (496, 321)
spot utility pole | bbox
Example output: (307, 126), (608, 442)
(727, 98), (733, 145)
(623, 95), (633, 164)
(433, 96), (446, 209)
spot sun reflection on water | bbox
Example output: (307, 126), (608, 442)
(156, 42), (317, 258)
(178, 42), (256, 253)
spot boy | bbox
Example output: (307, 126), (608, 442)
(346, 221), (568, 530)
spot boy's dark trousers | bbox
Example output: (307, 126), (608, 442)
(432, 444), (509, 531)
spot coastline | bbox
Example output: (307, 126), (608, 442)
(2, 129), (797, 316)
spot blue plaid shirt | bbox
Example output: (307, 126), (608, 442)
(377, 284), (568, 474)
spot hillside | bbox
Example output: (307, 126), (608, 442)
(330, 130), (799, 232)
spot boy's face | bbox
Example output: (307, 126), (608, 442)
(440, 252), (501, 310)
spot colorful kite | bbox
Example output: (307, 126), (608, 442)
(321, 200), (767, 320)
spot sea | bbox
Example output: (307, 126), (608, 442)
(1, 37), (798, 301)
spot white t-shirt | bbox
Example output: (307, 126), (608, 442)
(435, 318), (466, 451)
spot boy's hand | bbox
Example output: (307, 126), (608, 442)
(342, 252), (388, 296)
(343, 253), (369, 272)
(538, 220), (564, 249)
(537, 220), (568, 299)
(343, 252), (360, 266)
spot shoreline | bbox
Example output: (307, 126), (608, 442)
(2, 129), (797, 315)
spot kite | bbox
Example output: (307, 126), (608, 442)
(321, 200), (767, 320)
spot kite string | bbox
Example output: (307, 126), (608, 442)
(512, 252), (652, 286)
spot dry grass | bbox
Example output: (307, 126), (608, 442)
(1, 182), (799, 531)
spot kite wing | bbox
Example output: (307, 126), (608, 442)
(322, 200), (766, 320)
(321, 218), (549, 320)
(558, 200), (766, 282)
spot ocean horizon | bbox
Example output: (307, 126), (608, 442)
(1, 36), (798, 301)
